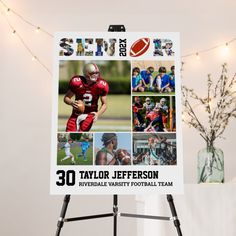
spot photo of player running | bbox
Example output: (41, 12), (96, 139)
(58, 60), (131, 132)
(132, 96), (176, 132)
(132, 61), (175, 95)
(57, 133), (93, 165)
(60, 138), (75, 164)
(94, 133), (131, 165)
(64, 63), (108, 132)
(133, 133), (177, 165)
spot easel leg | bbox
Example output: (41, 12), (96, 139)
(55, 195), (71, 236)
(113, 195), (118, 236)
(167, 195), (182, 236)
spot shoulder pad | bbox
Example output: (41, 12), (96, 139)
(97, 78), (109, 95)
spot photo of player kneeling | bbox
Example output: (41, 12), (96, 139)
(132, 61), (175, 95)
(94, 133), (131, 165)
(57, 133), (93, 165)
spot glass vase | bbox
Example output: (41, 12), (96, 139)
(197, 146), (224, 183)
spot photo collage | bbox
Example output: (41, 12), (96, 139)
(57, 59), (177, 166)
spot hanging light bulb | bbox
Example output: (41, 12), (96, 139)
(225, 42), (229, 51)
(35, 26), (40, 33)
(196, 52), (200, 60)
(220, 42), (229, 57)
(223, 42), (229, 54)
(6, 8), (11, 15)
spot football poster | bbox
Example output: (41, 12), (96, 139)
(50, 32), (183, 194)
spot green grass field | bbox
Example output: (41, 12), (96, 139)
(57, 142), (93, 165)
(58, 94), (131, 131)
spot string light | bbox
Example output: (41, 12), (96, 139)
(0, 9), (52, 75)
(223, 43), (229, 54)
(6, 7), (10, 14)
(32, 56), (37, 61)
(225, 42), (229, 50)
(0, 0), (53, 37)
(219, 42), (230, 57)
(35, 26), (40, 33)
(0, 0), (236, 77)
(182, 38), (236, 60)
(196, 52), (200, 60)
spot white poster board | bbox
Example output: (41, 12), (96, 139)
(50, 32), (183, 194)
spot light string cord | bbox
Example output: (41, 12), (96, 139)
(0, 9), (52, 75)
(0, 0), (53, 37)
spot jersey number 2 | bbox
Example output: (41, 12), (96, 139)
(83, 93), (93, 106)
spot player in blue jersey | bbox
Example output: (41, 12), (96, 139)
(140, 66), (154, 91)
(96, 39), (103, 56)
(157, 67), (171, 93)
(168, 65), (175, 91)
(78, 138), (90, 161)
(132, 67), (146, 92)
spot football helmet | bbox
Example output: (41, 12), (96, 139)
(145, 97), (151, 104)
(83, 63), (100, 82)
(160, 98), (167, 105)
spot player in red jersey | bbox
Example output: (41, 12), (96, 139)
(64, 63), (109, 132)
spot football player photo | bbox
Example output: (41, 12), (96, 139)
(132, 96), (176, 132)
(133, 133), (177, 165)
(94, 133), (131, 165)
(58, 60), (131, 132)
(57, 133), (93, 165)
(132, 60), (175, 95)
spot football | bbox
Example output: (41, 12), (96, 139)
(73, 100), (85, 115)
(116, 149), (131, 165)
(130, 38), (150, 57)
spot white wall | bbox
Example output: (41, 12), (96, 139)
(1, 0), (236, 235)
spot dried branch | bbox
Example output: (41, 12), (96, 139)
(182, 64), (236, 145)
